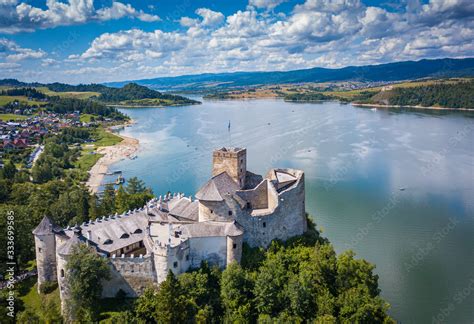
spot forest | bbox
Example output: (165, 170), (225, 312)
(46, 82), (199, 105)
(385, 80), (474, 108)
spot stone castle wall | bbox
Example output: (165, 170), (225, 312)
(236, 179), (269, 209)
(235, 172), (306, 247)
(226, 235), (243, 265)
(198, 200), (235, 222)
(35, 233), (57, 292)
(212, 149), (247, 187)
(103, 255), (155, 298)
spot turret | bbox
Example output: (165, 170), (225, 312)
(32, 216), (58, 293)
(212, 147), (247, 189)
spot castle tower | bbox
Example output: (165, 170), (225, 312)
(212, 147), (247, 188)
(32, 216), (58, 293)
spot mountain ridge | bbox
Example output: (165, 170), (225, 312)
(103, 58), (474, 90)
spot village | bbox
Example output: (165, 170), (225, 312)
(0, 112), (103, 168)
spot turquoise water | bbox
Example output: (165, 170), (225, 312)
(113, 99), (474, 323)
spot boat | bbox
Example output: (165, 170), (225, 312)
(371, 108), (377, 112)
(129, 154), (137, 160)
(399, 187), (406, 191)
(115, 175), (125, 185)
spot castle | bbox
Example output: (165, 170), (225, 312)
(33, 147), (307, 311)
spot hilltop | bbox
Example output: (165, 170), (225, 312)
(104, 58), (474, 91)
(0, 80), (200, 107)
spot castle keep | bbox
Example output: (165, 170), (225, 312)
(33, 147), (307, 310)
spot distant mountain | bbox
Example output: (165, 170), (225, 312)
(104, 58), (474, 90)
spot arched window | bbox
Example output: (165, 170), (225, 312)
(60, 269), (65, 278)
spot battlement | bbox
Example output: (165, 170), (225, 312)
(212, 147), (247, 188)
(213, 147), (246, 157)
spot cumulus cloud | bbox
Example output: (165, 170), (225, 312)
(0, 0), (159, 34)
(249, 0), (285, 10)
(0, 38), (46, 61)
(4, 0), (474, 83)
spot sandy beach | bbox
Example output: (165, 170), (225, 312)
(86, 131), (139, 194)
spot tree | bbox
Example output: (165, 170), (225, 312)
(153, 271), (191, 323)
(66, 244), (110, 321)
(126, 177), (147, 194)
(2, 161), (17, 180)
(221, 262), (255, 322)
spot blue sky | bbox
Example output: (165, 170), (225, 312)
(0, 0), (472, 83)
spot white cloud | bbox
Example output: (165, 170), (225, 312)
(0, 38), (46, 61)
(0, 0), (159, 34)
(195, 8), (224, 26)
(96, 2), (160, 22)
(249, 0), (285, 10)
(3, 0), (474, 83)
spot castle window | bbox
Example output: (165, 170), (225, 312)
(60, 269), (64, 278)
(173, 261), (178, 268)
(186, 255), (189, 261)
(210, 209), (214, 214)
(228, 210), (233, 216)
(263, 222), (266, 228)
(233, 243), (237, 249)
(240, 168), (242, 173)
(246, 202), (251, 209)
(38, 248), (42, 253)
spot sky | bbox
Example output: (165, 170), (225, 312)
(0, 0), (473, 84)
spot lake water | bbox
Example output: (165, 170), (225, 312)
(113, 99), (473, 323)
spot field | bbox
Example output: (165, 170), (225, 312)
(92, 127), (123, 147)
(0, 113), (28, 121)
(74, 149), (104, 172)
(37, 87), (100, 99)
(0, 95), (47, 106)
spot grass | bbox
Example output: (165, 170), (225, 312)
(92, 127), (123, 147)
(80, 113), (97, 123)
(19, 277), (43, 312)
(74, 149), (104, 172)
(0, 95), (47, 106)
(0, 113), (28, 121)
(37, 87), (100, 99)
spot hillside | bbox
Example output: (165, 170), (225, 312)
(0, 80), (200, 106)
(105, 58), (474, 90)
(363, 80), (474, 108)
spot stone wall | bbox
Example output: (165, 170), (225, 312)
(236, 180), (269, 210)
(235, 170), (307, 247)
(35, 233), (57, 292)
(226, 235), (243, 264)
(103, 255), (155, 297)
(212, 148), (247, 188)
(188, 236), (227, 268)
(198, 200), (235, 222)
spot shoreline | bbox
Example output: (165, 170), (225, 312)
(342, 103), (474, 111)
(85, 122), (139, 194)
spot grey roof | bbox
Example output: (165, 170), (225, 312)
(57, 234), (82, 256)
(244, 171), (263, 190)
(169, 198), (199, 221)
(32, 216), (61, 235)
(64, 210), (148, 253)
(195, 172), (239, 201)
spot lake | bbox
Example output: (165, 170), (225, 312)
(112, 99), (473, 323)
